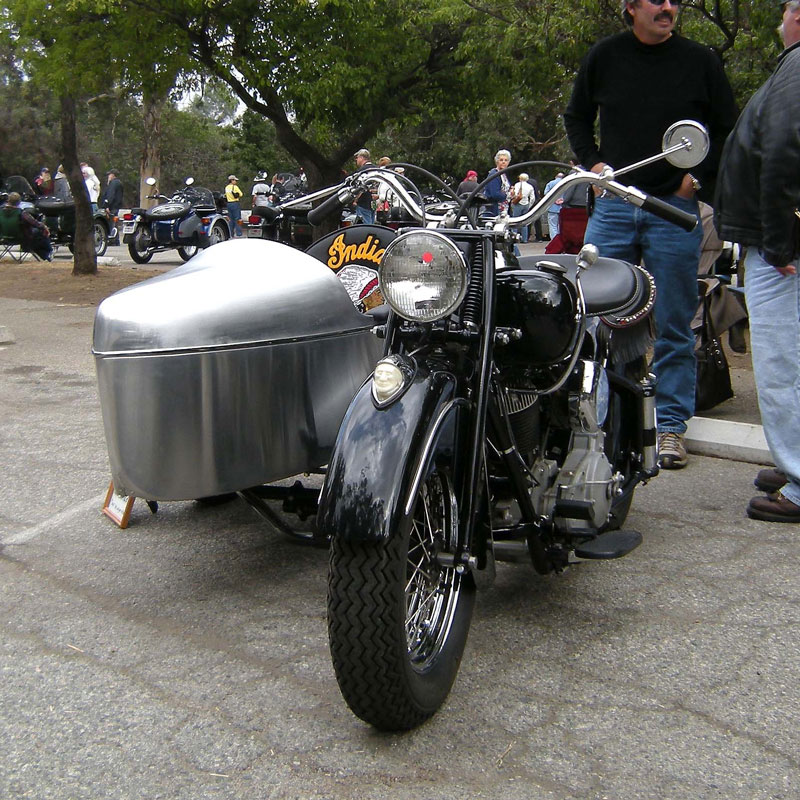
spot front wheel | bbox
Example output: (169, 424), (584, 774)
(128, 227), (153, 264)
(178, 245), (198, 261)
(328, 465), (474, 731)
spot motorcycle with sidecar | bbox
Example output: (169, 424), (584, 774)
(1, 175), (110, 256)
(246, 177), (314, 247)
(93, 120), (709, 731)
(122, 177), (232, 263)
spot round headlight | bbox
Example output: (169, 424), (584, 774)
(379, 230), (468, 322)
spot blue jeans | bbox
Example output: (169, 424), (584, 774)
(228, 201), (243, 236)
(744, 248), (800, 506)
(585, 193), (702, 434)
(510, 203), (531, 242)
(548, 210), (560, 238)
(356, 205), (375, 225)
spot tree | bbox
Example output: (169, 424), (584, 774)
(119, 0), (486, 188)
(4, 0), (120, 274)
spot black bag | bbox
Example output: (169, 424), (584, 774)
(695, 289), (733, 412)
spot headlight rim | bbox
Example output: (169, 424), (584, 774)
(379, 229), (469, 323)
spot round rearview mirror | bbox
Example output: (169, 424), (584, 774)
(185, 177), (195, 186)
(145, 177), (157, 186)
(662, 120), (710, 169)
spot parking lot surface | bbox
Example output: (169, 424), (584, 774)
(1, 290), (798, 800)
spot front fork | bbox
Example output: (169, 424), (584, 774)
(641, 373), (659, 474)
(449, 239), (552, 577)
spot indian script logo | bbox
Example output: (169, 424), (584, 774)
(326, 234), (385, 271)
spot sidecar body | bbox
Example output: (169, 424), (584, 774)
(93, 237), (388, 500)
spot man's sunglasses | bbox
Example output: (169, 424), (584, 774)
(643, 0), (682, 6)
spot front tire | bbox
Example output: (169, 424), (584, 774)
(328, 465), (474, 731)
(128, 228), (153, 264)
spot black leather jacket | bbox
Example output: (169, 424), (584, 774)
(715, 42), (800, 267)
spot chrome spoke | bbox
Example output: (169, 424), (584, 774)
(403, 467), (461, 668)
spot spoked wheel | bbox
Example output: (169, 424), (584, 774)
(178, 245), (199, 261)
(207, 223), (229, 246)
(328, 464), (475, 731)
(128, 228), (153, 263)
(93, 220), (108, 256)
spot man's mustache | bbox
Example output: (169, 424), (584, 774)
(655, 11), (674, 23)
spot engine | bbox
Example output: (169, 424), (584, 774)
(534, 360), (621, 535)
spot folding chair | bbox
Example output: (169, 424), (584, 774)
(0, 237), (41, 262)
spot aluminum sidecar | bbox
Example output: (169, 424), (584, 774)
(93, 238), (384, 500)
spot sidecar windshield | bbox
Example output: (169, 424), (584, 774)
(4, 176), (36, 198)
(173, 185), (215, 206)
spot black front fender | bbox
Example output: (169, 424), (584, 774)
(317, 367), (459, 544)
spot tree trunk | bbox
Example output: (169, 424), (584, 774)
(140, 90), (165, 209)
(61, 94), (97, 276)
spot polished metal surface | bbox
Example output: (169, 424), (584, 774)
(94, 239), (382, 499)
(93, 239), (374, 354)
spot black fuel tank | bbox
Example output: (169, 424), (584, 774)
(495, 269), (578, 365)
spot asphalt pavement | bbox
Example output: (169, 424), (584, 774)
(1, 251), (798, 799)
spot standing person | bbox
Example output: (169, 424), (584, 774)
(457, 170), (479, 197)
(375, 157), (393, 223)
(528, 174), (545, 241)
(353, 149), (376, 224)
(544, 172), (564, 240)
(224, 175), (244, 236)
(564, 0), (737, 469)
(34, 168), (54, 196)
(101, 170), (123, 245)
(484, 149), (512, 215)
(714, 1), (800, 522)
(82, 165), (101, 212)
(510, 173), (535, 242)
(251, 172), (271, 211)
(53, 165), (71, 202)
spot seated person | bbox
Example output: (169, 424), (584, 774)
(0, 192), (53, 260)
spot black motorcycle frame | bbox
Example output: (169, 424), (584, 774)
(318, 228), (657, 576)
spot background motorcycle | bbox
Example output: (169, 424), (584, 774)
(2, 175), (110, 257)
(122, 177), (231, 263)
(246, 174), (314, 247)
(313, 122), (710, 731)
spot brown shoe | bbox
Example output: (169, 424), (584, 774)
(657, 432), (688, 469)
(747, 493), (800, 523)
(754, 467), (787, 493)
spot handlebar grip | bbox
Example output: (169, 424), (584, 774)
(307, 189), (350, 227)
(640, 195), (698, 232)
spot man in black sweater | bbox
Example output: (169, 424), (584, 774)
(564, 0), (737, 469)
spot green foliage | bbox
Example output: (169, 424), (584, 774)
(1, 0), (791, 194)
(231, 111), (296, 180)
